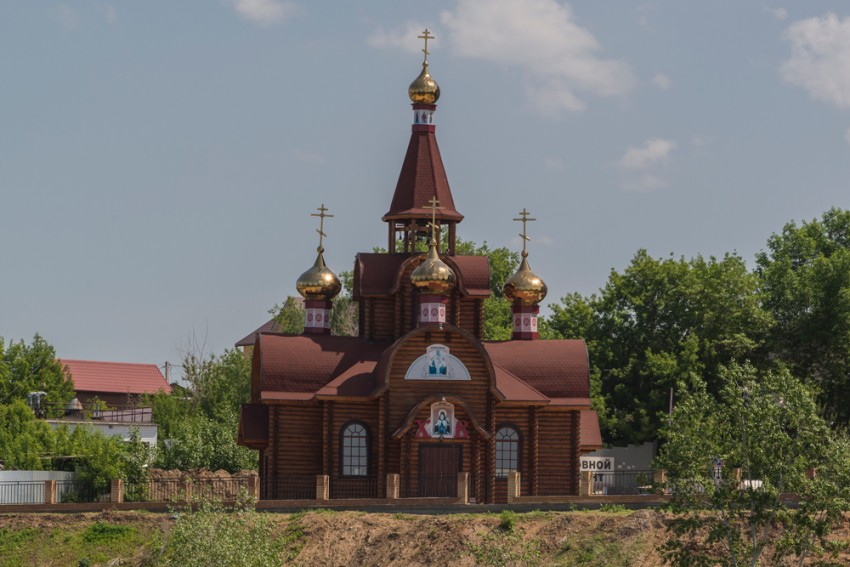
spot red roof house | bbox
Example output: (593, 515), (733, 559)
(61, 359), (172, 407)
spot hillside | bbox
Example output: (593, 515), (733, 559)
(1, 508), (848, 566)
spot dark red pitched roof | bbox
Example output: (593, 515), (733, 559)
(483, 340), (590, 399)
(446, 256), (491, 297)
(356, 253), (414, 296)
(492, 363), (549, 403)
(383, 129), (463, 222)
(355, 253), (490, 298)
(256, 334), (390, 395)
(61, 359), (172, 396)
(255, 332), (589, 405)
(235, 318), (283, 347)
(580, 409), (603, 450)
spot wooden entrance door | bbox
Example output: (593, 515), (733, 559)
(419, 444), (460, 497)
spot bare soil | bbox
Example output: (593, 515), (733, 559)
(1, 509), (849, 566)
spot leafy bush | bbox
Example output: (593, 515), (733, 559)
(498, 510), (517, 532)
(153, 499), (286, 567)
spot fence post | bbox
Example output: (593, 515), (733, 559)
(246, 475), (260, 500)
(653, 469), (666, 494)
(183, 478), (193, 503)
(111, 479), (124, 503)
(579, 471), (593, 496)
(456, 472), (469, 505)
(316, 475), (329, 501)
(386, 474), (399, 501)
(507, 471), (521, 503)
(44, 480), (57, 505)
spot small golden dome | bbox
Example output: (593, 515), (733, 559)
(296, 250), (342, 301)
(503, 256), (548, 306)
(408, 62), (441, 105)
(410, 241), (455, 295)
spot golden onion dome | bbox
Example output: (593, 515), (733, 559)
(503, 255), (548, 306)
(296, 249), (342, 301)
(408, 62), (441, 105)
(410, 241), (456, 295)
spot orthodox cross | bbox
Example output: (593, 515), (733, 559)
(418, 29), (434, 63)
(513, 208), (536, 257)
(310, 203), (333, 252)
(426, 196), (444, 243)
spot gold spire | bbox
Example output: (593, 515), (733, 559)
(503, 208), (548, 306)
(410, 197), (456, 294)
(296, 204), (342, 300)
(408, 29), (441, 104)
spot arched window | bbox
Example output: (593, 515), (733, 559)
(341, 421), (369, 477)
(495, 425), (520, 478)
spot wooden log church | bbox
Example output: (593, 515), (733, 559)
(237, 31), (602, 503)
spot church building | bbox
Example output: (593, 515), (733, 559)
(238, 32), (601, 503)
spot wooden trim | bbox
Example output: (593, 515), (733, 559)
(391, 394), (491, 440)
(378, 394), (386, 496)
(371, 323), (502, 401)
(531, 407), (539, 496)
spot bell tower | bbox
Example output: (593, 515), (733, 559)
(382, 29), (463, 255)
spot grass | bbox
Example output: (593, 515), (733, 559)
(557, 532), (650, 566)
(0, 520), (157, 567)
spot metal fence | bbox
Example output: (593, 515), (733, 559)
(330, 476), (379, 500)
(124, 479), (186, 503)
(56, 480), (110, 503)
(0, 481), (44, 504)
(264, 475), (316, 500)
(590, 470), (654, 495)
(193, 478), (250, 501)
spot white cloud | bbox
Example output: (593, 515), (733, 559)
(367, 21), (432, 55)
(781, 13), (850, 109)
(618, 138), (676, 191)
(228, 0), (296, 27)
(440, 0), (635, 115)
(52, 4), (78, 30)
(767, 7), (788, 21)
(652, 73), (672, 90)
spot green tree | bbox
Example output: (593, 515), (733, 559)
(151, 347), (256, 472)
(0, 334), (75, 416)
(756, 207), (850, 426)
(549, 250), (769, 445)
(657, 363), (850, 566)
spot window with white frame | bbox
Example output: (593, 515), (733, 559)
(495, 425), (520, 478)
(341, 422), (369, 477)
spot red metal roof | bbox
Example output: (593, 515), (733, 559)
(580, 409), (603, 450)
(492, 363), (549, 403)
(256, 334), (390, 395)
(256, 329), (589, 405)
(483, 340), (590, 399)
(355, 253), (490, 298)
(61, 359), (172, 396)
(235, 318), (283, 347)
(382, 129), (463, 222)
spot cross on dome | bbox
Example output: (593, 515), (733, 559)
(513, 208), (536, 257)
(418, 29), (434, 64)
(310, 203), (334, 253)
(426, 196), (444, 244)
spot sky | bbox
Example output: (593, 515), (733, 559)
(2, 1), (850, 371)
